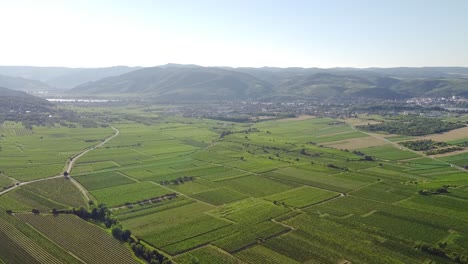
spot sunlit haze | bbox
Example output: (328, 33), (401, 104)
(1, 0), (467, 68)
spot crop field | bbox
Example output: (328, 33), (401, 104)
(324, 135), (387, 150)
(235, 245), (299, 264)
(0, 175), (14, 190)
(90, 181), (171, 207)
(0, 217), (62, 264)
(264, 186), (339, 208)
(0, 123), (113, 180)
(439, 151), (468, 167)
(191, 187), (250, 205)
(21, 178), (87, 208)
(0, 188), (71, 212)
(74, 171), (136, 191)
(118, 201), (231, 248)
(1, 109), (467, 263)
(174, 245), (243, 264)
(17, 214), (138, 264)
(266, 167), (373, 193)
(359, 145), (420, 160)
(209, 199), (289, 224)
(218, 175), (298, 197)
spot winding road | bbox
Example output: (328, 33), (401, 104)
(0, 127), (120, 198)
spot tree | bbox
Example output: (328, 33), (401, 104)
(112, 226), (123, 240)
(121, 229), (132, 241)
(63, 171), (69, 177)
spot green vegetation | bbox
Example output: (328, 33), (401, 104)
(265, 186), (339, 208)
(400, 139), (465, 155)
(75, 171), (136, 191)
(1, 105), (467, 264)
(174, 245), (243, 264)
(400, 139), (448, 151)
(360, 145), (419, 160)
(90, 182), (172, 207)
(358, 115), (465, 136)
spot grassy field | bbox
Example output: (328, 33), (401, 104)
(1, 110), (467, 263)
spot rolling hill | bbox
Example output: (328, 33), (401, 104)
(71, 65), (468, 101)
(0, 74), (52, 92)
(72, 65), (273, 100)
(0, 87), (53, 113)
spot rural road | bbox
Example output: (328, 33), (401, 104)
(0, 127), (120, 197)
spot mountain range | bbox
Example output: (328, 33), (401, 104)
(72, 65), (468, 100)
(0, 66), (140, 90)
(1, 64), (468, 101)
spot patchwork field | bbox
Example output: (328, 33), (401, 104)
(1, 112), (467, 264)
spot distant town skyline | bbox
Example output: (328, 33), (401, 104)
(1, 0), (467, 68)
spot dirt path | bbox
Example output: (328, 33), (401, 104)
(0, 127), (120, 198)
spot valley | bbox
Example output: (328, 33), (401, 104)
(0, 101), (467, 263)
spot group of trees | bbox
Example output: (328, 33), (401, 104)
(160, 177), (194, 185)
(112, 225), (170, 263)
(351, 150), (375, 161)
(425, 146), (464, 155)
(399, 139), (465, 155)
(358, 116), (465, 136)
(55, 204), (117, 228)
(418, 186), (450, 196)
(415, 242), (468, 264)
(400, 139), (447, 151)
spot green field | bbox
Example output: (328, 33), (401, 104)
(264, 186), (339, 208)
(1, 109), (467, 264)
(16, 214), (138, 264)
(90, 181), (172, 207)
(360, 145), (420, 160)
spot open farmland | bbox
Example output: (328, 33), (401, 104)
(16, 214), (138, 264)
(1, 108), (468, 264)
(0, 122), (113, 180)
(0, 217), (62, 264)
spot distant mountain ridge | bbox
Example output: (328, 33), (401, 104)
(0, 74), (52, 92)
(1, 64), (467, 100)
(71, 64), (468, 100)
(0, 66), (140, 89)
(73, 66), (273, 100)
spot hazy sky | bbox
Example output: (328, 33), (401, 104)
(1, 0), (467, 68)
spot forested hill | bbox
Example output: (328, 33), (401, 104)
(71, 65), (468, 100)
(0, 87), (53, 113)
(72, 65), (274, 100)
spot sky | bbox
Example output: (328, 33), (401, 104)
(0, 0), (467, 68)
